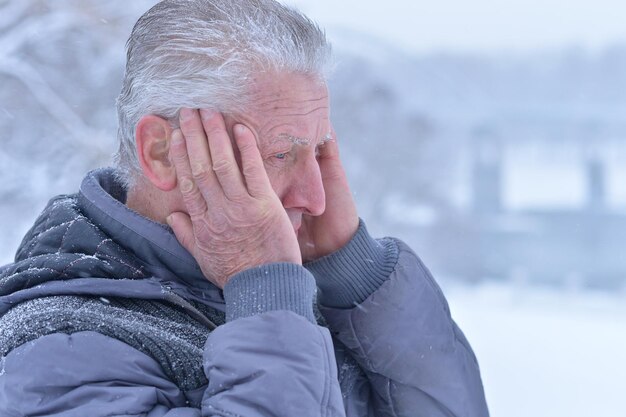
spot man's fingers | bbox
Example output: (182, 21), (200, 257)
(317, 131), (345, 182)
(200, 109), (246, 200)
(234, 124), (272, 198)
(318, 128), (340, 160)
(169, 128), (208, 217)
(179, 108), (220, 202)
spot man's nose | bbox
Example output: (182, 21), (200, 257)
(283, 157), (326, 216)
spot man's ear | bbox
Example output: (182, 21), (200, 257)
(135, 115), (177, 191)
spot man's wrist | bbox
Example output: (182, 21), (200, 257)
(223, 263), (317, 323)
(305, 219), (399, 308)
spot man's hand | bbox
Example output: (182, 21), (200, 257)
(167, 108), (301, 289)
(298, 130), (359, 262)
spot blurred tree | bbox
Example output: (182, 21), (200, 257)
(0, 0), (157, 262)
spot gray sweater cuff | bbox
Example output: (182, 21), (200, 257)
(305, 219), (399, 309)
(223, 263), (317, 324)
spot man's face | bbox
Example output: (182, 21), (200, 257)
(226, 73), (331, 234)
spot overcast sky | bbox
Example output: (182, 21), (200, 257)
(285, 0), (626, 54)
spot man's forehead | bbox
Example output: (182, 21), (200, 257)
(248, 74), (329, 113)
(244, 72), (331, 148)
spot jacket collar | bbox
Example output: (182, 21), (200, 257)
(78, 168), (218, 295)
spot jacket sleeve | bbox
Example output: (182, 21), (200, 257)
(0, 265), (346, 417)
(306, 220), (490, 417)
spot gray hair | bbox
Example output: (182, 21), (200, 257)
(114, 0), (333, 187)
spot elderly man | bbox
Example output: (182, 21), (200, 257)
(0, 0), (488, 416)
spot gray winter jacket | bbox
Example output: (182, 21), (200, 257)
(0, 168), (488, 417)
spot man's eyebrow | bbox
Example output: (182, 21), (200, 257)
(270, 132), (332, 146)
(283, 134), (310, 146)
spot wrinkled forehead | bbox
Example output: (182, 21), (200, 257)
(246, 72), (331, 145)
(248, 72), (329, 113)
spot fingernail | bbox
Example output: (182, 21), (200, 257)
(180, 108), (193, 121)
(171, 129), (183, 144)
(166, 215), (173, 226)
(200, 109), (216, 120)
(234, 124), (247, 135)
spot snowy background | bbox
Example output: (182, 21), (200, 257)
(1, 1), (625, 416)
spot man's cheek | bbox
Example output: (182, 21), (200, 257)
(265, 168), (286, 200)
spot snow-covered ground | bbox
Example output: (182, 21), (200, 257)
(446, 283), (626, 417)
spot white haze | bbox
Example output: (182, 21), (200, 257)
(0, 1), (624, 416)
(287, 0), (626, 53)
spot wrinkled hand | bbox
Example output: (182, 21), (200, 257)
(167, 108), (301, 289)
(298, 129), (359, 262)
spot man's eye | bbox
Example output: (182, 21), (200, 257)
(265, 151), (293, 167)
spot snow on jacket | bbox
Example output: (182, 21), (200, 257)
(0, 168), (489, 417)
